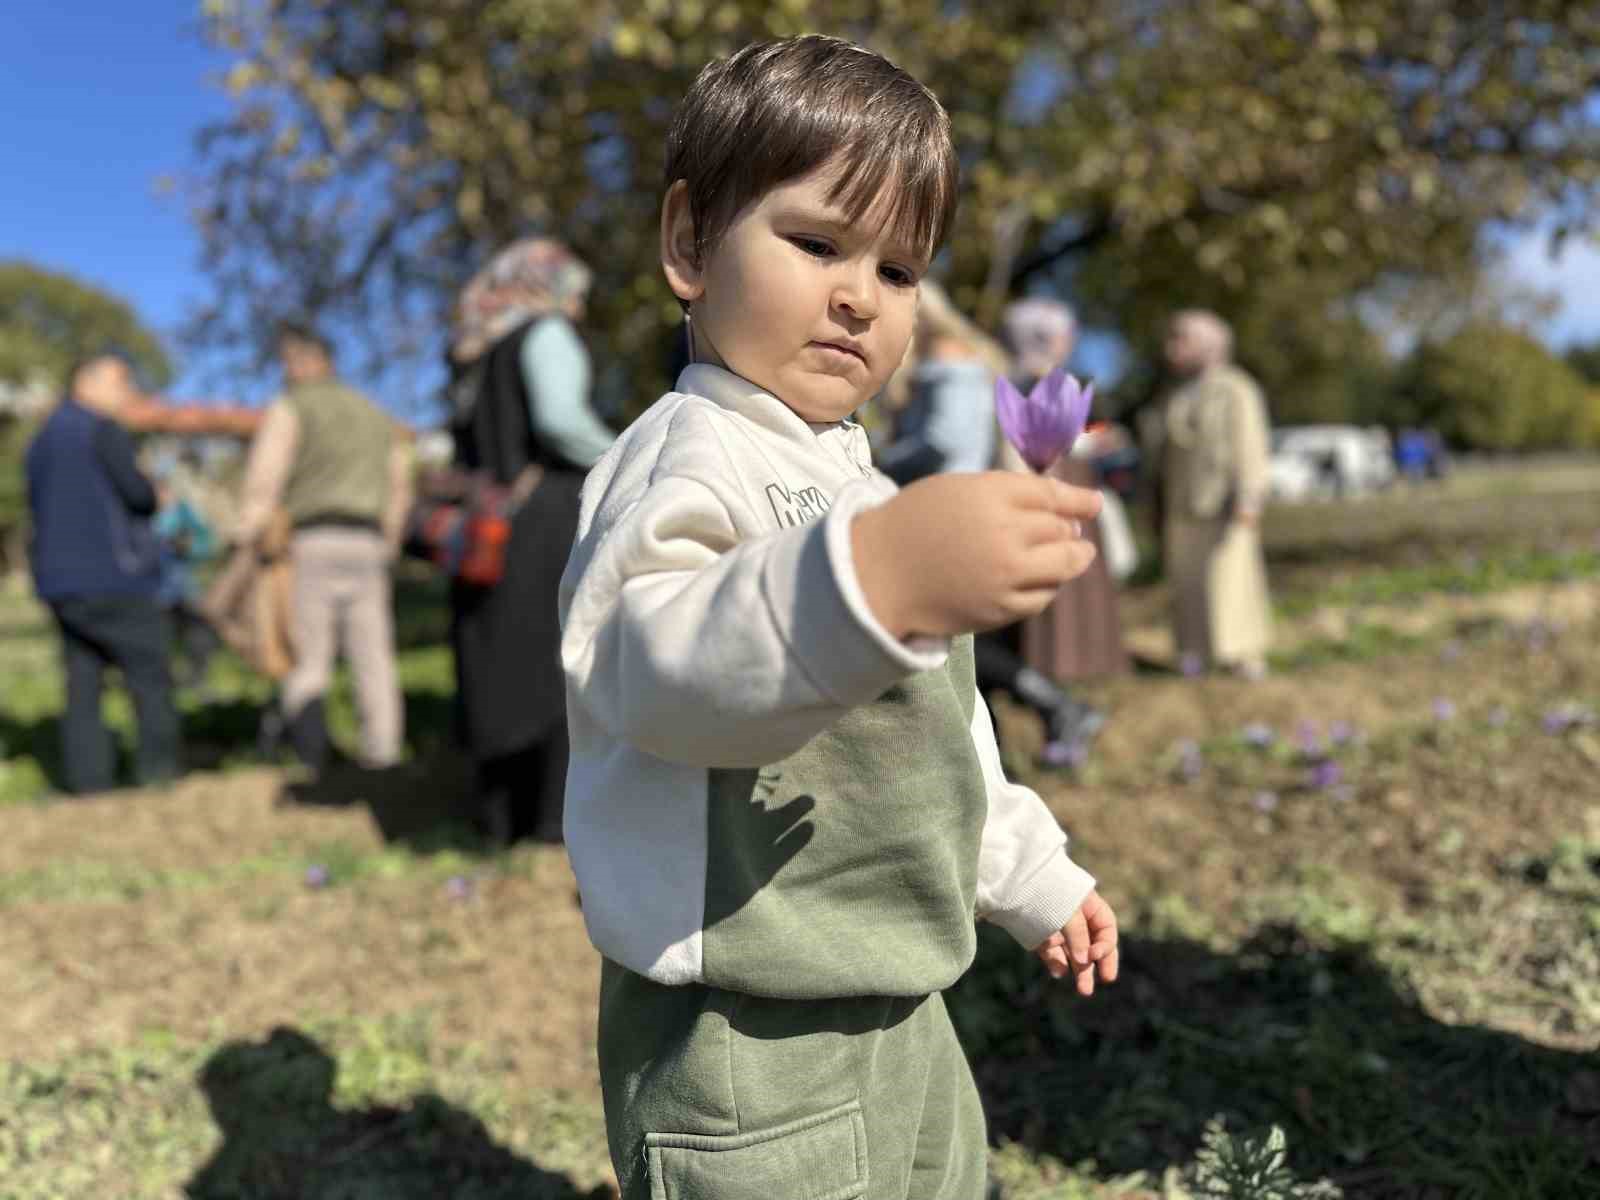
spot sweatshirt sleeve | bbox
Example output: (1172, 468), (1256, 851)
(968, 692), (1096, 949)
(561, 467), (949, 768)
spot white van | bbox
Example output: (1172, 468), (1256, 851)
(1271, 425), (1395, 499)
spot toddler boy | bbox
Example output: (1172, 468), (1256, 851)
(560, 35), (1118, 1199)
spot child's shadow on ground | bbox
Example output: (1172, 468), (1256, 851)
(948, 922), (1600, 1196)
(185, 1027), (607, 1200)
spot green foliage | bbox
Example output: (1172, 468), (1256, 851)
(189, 1), (1600, 414)
(0, 260), (171, 391)
(1564, 337), (1600, 385)
(1400, 323), (1594, 449)
(1189, 1121), (1343, 1200)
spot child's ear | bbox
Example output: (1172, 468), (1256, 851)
(660, 180), (705, 304)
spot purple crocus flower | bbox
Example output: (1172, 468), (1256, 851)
(304, 864), (329, 889)
(1432, 697), (1457, 722)
(446, 875), (474, 901)
(995, 368), (1093, 473)
(1252, 790), (1280, 814)
(1295, 720), (1322, 756)
(1308, 760), (1343, 790)
(1328, 720), (1356, 747)
(1240, 722), (1276, 749)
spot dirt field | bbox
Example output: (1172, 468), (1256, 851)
(3, 465), (1598, 1198)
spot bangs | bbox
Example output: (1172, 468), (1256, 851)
(669, 37), (960, 265)
(823, 103), (958, 261)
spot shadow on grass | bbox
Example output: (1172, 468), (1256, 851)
(948, 923), (1599, 1198)
(187, 1027), (606, 1200)
(275, 753), (482, 852)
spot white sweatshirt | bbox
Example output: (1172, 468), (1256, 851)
(559, 364), (1094, 999)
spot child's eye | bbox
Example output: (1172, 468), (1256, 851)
(790, 236), (835, 258)
(880, 264), (917, 287)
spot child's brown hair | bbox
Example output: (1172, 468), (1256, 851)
(665, 35), (960, 267)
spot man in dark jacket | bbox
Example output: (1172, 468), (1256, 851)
(26, 353), (180, 793)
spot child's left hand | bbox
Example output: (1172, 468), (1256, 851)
(1036, 889), (1119, 996)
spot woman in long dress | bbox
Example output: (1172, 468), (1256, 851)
(445, 238), (617, 843)
(998, 299), (1129, 683)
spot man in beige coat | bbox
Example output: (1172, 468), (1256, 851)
(1143, 311), (1272, 678)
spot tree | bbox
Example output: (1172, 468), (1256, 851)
(188, 0), (1600, 417)
(1400, 323), (1593, 450)
(1564, 337), (1600, 385)
(0, 261), (172, 392)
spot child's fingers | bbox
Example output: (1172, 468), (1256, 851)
(1035, 939), (1070, 979)
(1074, 958), (1096, 996)
(1062, 913), (1091, 968)
(1096, 945), (1120, 984)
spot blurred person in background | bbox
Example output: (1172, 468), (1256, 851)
(25, 353), (180, 792)
(444, 237), (616, 845)
(877, 282), (1104, 764)
(1000, 298), (1129, 685)
(237, 322), (411, 770)
(1143, 309), (1272, 679)
(150, 451), (222, 694)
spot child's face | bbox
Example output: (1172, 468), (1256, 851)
(665, 161), (928, 423)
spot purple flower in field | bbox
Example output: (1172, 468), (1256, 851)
(1308, 760), (1343, 790)
(1432, 698), (1457, 722)
(446, 874), (474, 901)
(304, 864), (329, 889)
(1240, 722), (1276, 749)
(1295, 720), (1322, 757)
(1043, 739), (1091, 770)
(1252, 790), (1280, 814)
(1328, 720), (1357, 747)
(1174, 738), (1204, 779)
(1542, 704), (1594, 735)
(1180, 652), (1205, 678)
(995, 368), (1092, 473)
(1487, 705), (1510, 729)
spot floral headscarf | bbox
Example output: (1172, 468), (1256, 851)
(450, 237), (593, 365)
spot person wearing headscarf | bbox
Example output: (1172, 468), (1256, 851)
(1000, 299), (1129, 685)
(1143, 309), (1272, 678)
(446, 236), (617, 844)
(876, 283), (1105, 765)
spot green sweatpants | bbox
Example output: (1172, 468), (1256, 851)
(599, 960), (988, 1200)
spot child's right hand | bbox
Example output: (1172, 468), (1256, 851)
(851, 471), (1101, 639)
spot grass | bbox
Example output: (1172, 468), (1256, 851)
(2, 461), (1599, 1197)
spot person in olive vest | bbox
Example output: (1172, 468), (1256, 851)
(236, 323), (412, 768)
(25, 352), (181, 792)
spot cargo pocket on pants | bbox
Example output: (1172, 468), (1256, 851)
(645, 1098), (867, 1200)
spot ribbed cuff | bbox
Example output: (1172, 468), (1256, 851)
(986, 853), (1098, 951)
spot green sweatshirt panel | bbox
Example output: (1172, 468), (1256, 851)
(702, 637), (985, 999)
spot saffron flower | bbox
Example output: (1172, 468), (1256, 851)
(1240, 722), (1276, 749)
(1328, 720), (1357, 747)
(446, 875), (474, 901)
(1294, 720), (1322, 757)
(1432, 698), (1457, 722)
(1308, 760), (1343, 790)
(1252, 790), (1280, 814)
(304, 864), (329, 889)
(995, 367), (1093, 473)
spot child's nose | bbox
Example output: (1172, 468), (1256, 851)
(831, 268), (879, 321)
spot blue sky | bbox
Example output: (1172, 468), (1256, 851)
(2, 4), (1597, 421)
